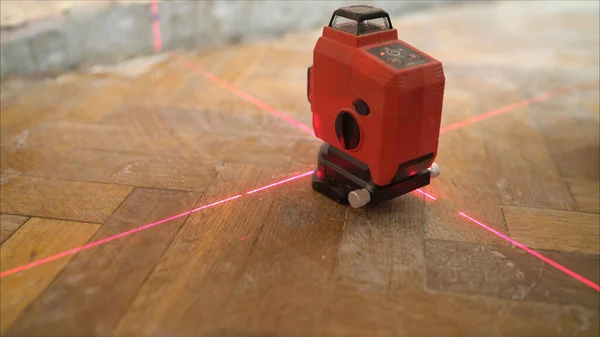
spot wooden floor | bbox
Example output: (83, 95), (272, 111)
(1, 1), (599, 336)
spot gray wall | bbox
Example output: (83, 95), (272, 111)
(0, 0), (462, 79)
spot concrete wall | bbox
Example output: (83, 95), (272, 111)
(0, 0), (464, 79)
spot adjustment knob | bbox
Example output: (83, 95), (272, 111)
(348, 189), (371, 208)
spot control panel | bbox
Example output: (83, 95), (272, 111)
(368, 43), (430, 70)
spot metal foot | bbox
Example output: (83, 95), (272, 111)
(428, 162), (440, 178)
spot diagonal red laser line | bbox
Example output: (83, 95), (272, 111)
(439, 80), (597, 134)
(247, 171), (313, 194)
(173, 53), (316, 137)
(415, 189), (436, 200)
(459, 212), (600, 292)
(174, 55), (600, 291)
(0, 171), (313, 278)
(0, 195), (243, 278)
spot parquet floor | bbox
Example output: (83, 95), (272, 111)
(1, 1), (599, 336)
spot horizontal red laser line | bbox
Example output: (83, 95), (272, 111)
(458, 212), (599, 292)
(0, 171), (313, 278)
(174, 54), (315, 137)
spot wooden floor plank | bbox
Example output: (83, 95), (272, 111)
(64, 77), (134, 124)
(0, 176), (132, 223)
(101, 105), (187, 134)
(122, 56), (193, 107)
(173, 43), (315, 139)
(481, 92), (579, 212)
(200, 44), (272, 86)
(1, 147), (217, 192)
(322, 287), (598, 337)
(0, 218), (100, 335)
(221, 177), (347, 337)
(0, 76), (98, 146)
(177, 131), (301, 166)
(531, 92), (600, 181)
(171, 72), (311, 139)
(291, 140), (321, 167)
(112, 163), (286, 336)
(425, 120), (509, 245)
(0, 214), (28, 244)
(6, 188), (200, 337)
(425, 239), (599, 308)
(419, 65), (547, 247)
(239, 76), (312, 128)
(503, 206), (599, 254)
(565, 177), (600, 213)
(333, 195), (427, 296)
(234, 42), (312, 126)
(14, 122), (192, 156)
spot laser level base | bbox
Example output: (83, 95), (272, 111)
(311, 143), (432, 208)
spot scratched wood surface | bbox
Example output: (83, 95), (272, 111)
(1, 1), (599, 336)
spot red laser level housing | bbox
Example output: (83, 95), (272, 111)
(307, 6), (445, 187)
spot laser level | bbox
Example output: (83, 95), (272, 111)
(308, 5), (445, 208)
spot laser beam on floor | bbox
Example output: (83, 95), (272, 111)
(0, 171), (312, 278)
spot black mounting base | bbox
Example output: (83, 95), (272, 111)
(311, 143), (431, 207)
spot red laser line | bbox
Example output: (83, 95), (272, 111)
(458, 212), (600, 292)
(174, 54), (315, 136)
(439, 81), (597, 134)
(0, 195), (241, 278)
(415, 189), (436, 200)
(151, 0), (162, 52)
(246, 171), (313, 194)
(1, 171), (315, 278)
